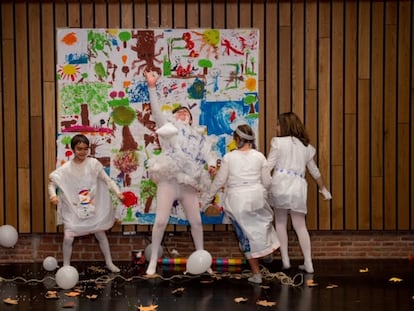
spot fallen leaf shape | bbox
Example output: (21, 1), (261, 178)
(45, 291), (59, 299)
(63, 301), (76, 308)
(234, 297), (248, 303)
(306, 279), (319, 287)
(171, 287), (185, 296)
(359, 268), (369, 273)
(256, 300), (277, 307)
(3, 297), (18, 305)
(388, 277), (403, 283)
(136, 304), (158, 311)
(65, 291), (81, 297)
(86, 294), (98, 300)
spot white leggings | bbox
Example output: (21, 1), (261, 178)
(274, 209), (312, 268)
(146, 181), (203, 274)
(62, 231), (114, 266)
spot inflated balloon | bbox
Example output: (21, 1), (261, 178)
(0, 225), (18, 248)
(43, 256), (58, 271)
(144, 243), (163, 261)
(55, 266), (79, 289)
(186, 250), (212, 275)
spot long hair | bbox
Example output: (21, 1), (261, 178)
(277, 112), (310, 146)
(233, 124), (256, 149)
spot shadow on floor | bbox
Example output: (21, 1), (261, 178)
(0, 259), (413, 310)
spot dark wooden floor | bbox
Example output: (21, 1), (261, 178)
(0, 258), (413, 310)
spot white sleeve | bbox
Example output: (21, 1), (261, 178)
(264, 137), (278, 173)
(96, 161), (121, 195)
(204, 157), (229, 202)
(48, 176), (58, 198)
(306, 158), (321, 180)
(148, 87), (167, 126)
(261, 158), (272, 189)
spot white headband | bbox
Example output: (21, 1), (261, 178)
(235, 128), (255, 141)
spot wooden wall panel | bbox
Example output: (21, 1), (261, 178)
(0, 0), (413, 233)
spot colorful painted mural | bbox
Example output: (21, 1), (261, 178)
(56, 28), (260, 225)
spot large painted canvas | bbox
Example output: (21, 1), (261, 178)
(55, 28), (260, 225)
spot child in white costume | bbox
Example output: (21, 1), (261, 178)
(144, 71), (218, 276)
(48, 134), (124, 273)
(202, 124), (280, 284)
(265, 112), (332, 274)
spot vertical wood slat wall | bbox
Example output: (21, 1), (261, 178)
(0, 0), (412, 233)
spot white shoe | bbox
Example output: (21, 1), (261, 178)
(299, 263), (314, 274)
(106, 263), (120, 273)
(248, 273), (262, 284)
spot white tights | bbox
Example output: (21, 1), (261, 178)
(62, 230), (120, 272)
(274, 209), (313, 272)
(146, 181), (203, 275)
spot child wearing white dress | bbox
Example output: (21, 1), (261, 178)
(266, 112), (332, 273)
(144, 71), (218, 276)
(202, 124), (280, 284)
(48, 134), (124, 273)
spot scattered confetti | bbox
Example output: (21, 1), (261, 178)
(3, 297), (18, 305)
(388, 277), (403, 283)
(234, 297), (248, 303)
(136, 304), (158, 311)
(306, 279), (319, 287)
(88, 266), (106, 274)
(256, 299), (277, 307)
(326, 284), (339, 289)
(359, 268), (369, 273)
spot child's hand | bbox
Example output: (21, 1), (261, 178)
(117, 193), (124, 202)
(319, 187), (332, 200)
(50, 196), (59, 205)
(143, 70), (159, 88)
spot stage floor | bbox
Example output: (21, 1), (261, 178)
(0, 258), (413, 310)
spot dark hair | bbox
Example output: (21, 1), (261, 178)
(277, 112), (310, 146)
(172, 106), (193, 122)
(70, 134), (89, 150)
(233, 124), (256, 149)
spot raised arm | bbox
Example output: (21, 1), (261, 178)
(144, 71), (167, 126)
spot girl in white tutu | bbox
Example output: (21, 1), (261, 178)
(144, 71), (218, 276)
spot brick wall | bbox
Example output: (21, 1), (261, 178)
(0, 230), (413, 264)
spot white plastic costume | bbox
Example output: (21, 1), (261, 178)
(203, 149), (280, 259)
(48, 157), (121, 272)
(145, 87), (217, 275)
(266, 136), (324, 273)
(48, 157), (120, 236)
(266, 136), (322, 214)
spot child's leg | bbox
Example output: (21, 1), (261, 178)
(180, 185), (203, 251)
(94, 231), (120, 273)
(247, 257), (262, 284)
(231, 220), (262, 284)
(274, 208), (290, 269)
(62, 234), (74, 266)
(146, 181), (176, 275)
(290, 211), (314, 273)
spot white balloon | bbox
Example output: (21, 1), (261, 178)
(0, 225), (18, 248)
(144, 243), (163, 261)
(55, 266), (79, 289)
(43, 256), (58, 271)
(186, 250), (212, 275)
